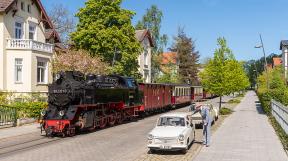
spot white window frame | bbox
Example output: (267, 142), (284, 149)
(15, 58), (23, 83)
(15, 21), (23, 39)
(14, 17), (24, 39)
(28, 22), (37, 40)
(37, 58), (48, 84)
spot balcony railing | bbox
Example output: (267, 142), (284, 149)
(6, 39), (54, 54)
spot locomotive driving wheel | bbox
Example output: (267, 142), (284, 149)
(99, 117), (107, 129)
(108, 113), (116, 126)
(116, 112), (124, 124)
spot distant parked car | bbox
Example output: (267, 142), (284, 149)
(191, 104), (218, 127)
(147, 112), (195, 153)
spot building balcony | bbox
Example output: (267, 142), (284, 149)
(6, 39), (54, 54)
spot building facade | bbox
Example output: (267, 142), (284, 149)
(135, 29), (154, 83)
(280, 40), (288, 78)
(0, 0), (59, 96)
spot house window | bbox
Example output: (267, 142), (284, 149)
(29, 25), (36, 40)
(15, 58), (23, 83)
(21, 2), (25, 11)
(37, 60), (47, 84)
(15, 22), (23, 39)
(144, 49), (148, 66)
(27, 4), (31, 13)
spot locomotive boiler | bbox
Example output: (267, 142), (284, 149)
(41, 71), (142, 136)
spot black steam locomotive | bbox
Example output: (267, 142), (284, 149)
(41, 71), (142, 136)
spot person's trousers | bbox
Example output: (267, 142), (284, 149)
(203, 123), (211, 145)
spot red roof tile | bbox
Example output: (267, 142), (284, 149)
(273, 57), (282, 67)
(161, 52), (177, 65)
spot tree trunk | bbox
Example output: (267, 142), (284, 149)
(219, 96), (222, 110)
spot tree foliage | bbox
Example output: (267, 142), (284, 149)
(71, 0), (142, 77)
(52, 49), (109, 75)
(200, 37), (249, 108)
(48, 4), (75, 43)
(136, 5), (168, 81)
(244, 53), (281, 87)
(169, 27), (200, 85)
(156, 62), (179, 83)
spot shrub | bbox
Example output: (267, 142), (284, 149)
(219, 107), (233, 115)
(9, 102), (48, 119)
(228, 99), (241, 104)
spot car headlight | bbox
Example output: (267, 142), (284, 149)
(178, 134), (185, 141)
(147, 134), (154, 140)
(59, 110), (65, 117)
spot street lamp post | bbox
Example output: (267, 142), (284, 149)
(255, 34), (269, 90)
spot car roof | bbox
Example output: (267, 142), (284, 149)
(159, 112), (189, 118)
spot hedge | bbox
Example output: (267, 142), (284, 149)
(257, 90), (288, 151)
(3, 102), (48, 119)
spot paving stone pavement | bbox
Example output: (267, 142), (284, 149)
(193, 91), (288, 161)
(0, 123), (39, 140)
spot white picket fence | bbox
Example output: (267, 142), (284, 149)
(271, 99), (288, 134)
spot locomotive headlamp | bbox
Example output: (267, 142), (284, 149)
(40, 110), (46, 116)
(147, 134), (154, 140)
(59, 110), (65, 117)
(178, 134), (185, 141)
(55, 73), (61, 80)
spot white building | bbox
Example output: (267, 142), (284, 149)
(135, 29), (154, 83)
(280, 40), (288, 78)
(0, 0), (60, 97)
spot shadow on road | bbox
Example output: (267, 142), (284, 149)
(255, 101), (265, 115)
(147, 140), (203, 155)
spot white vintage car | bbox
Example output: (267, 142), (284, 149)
(191, 103), (218, 127)
(147, 112), (195, 153)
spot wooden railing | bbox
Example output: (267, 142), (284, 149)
(6, 39), (54, 54)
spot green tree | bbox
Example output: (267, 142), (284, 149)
(225, 60), (250, 94)
(135, 5), (168, 81)
(156, 62), (179, 83)
(70, 0), (142, 77)
(169, 27), (200, 85)
(200, 37), (234, 109)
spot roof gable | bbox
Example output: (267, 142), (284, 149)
(135, 29), (154, 47)
(0, 0), (14, 13)
(0, 0), (60, 42)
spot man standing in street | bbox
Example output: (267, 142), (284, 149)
(201, 104), (211, 147)
(192, 103), (212, 147)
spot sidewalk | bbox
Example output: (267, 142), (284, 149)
(193, 91), (288, 161)
(0, 123), (40, 140)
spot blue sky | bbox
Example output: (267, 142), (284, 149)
(42, 0), (288, 62)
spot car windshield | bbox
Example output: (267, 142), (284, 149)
(157, 117), (185, 127)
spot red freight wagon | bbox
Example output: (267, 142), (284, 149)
(138, 83), (172, 113)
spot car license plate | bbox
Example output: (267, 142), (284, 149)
(161, 145), (171, 149)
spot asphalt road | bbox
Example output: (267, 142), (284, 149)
(0, 95), (233, 161)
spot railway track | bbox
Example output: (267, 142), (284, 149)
(0, 132), (63, 158)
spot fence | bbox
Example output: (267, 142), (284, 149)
(271, 99), (288, 134)
(0, 105), (17, 127)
